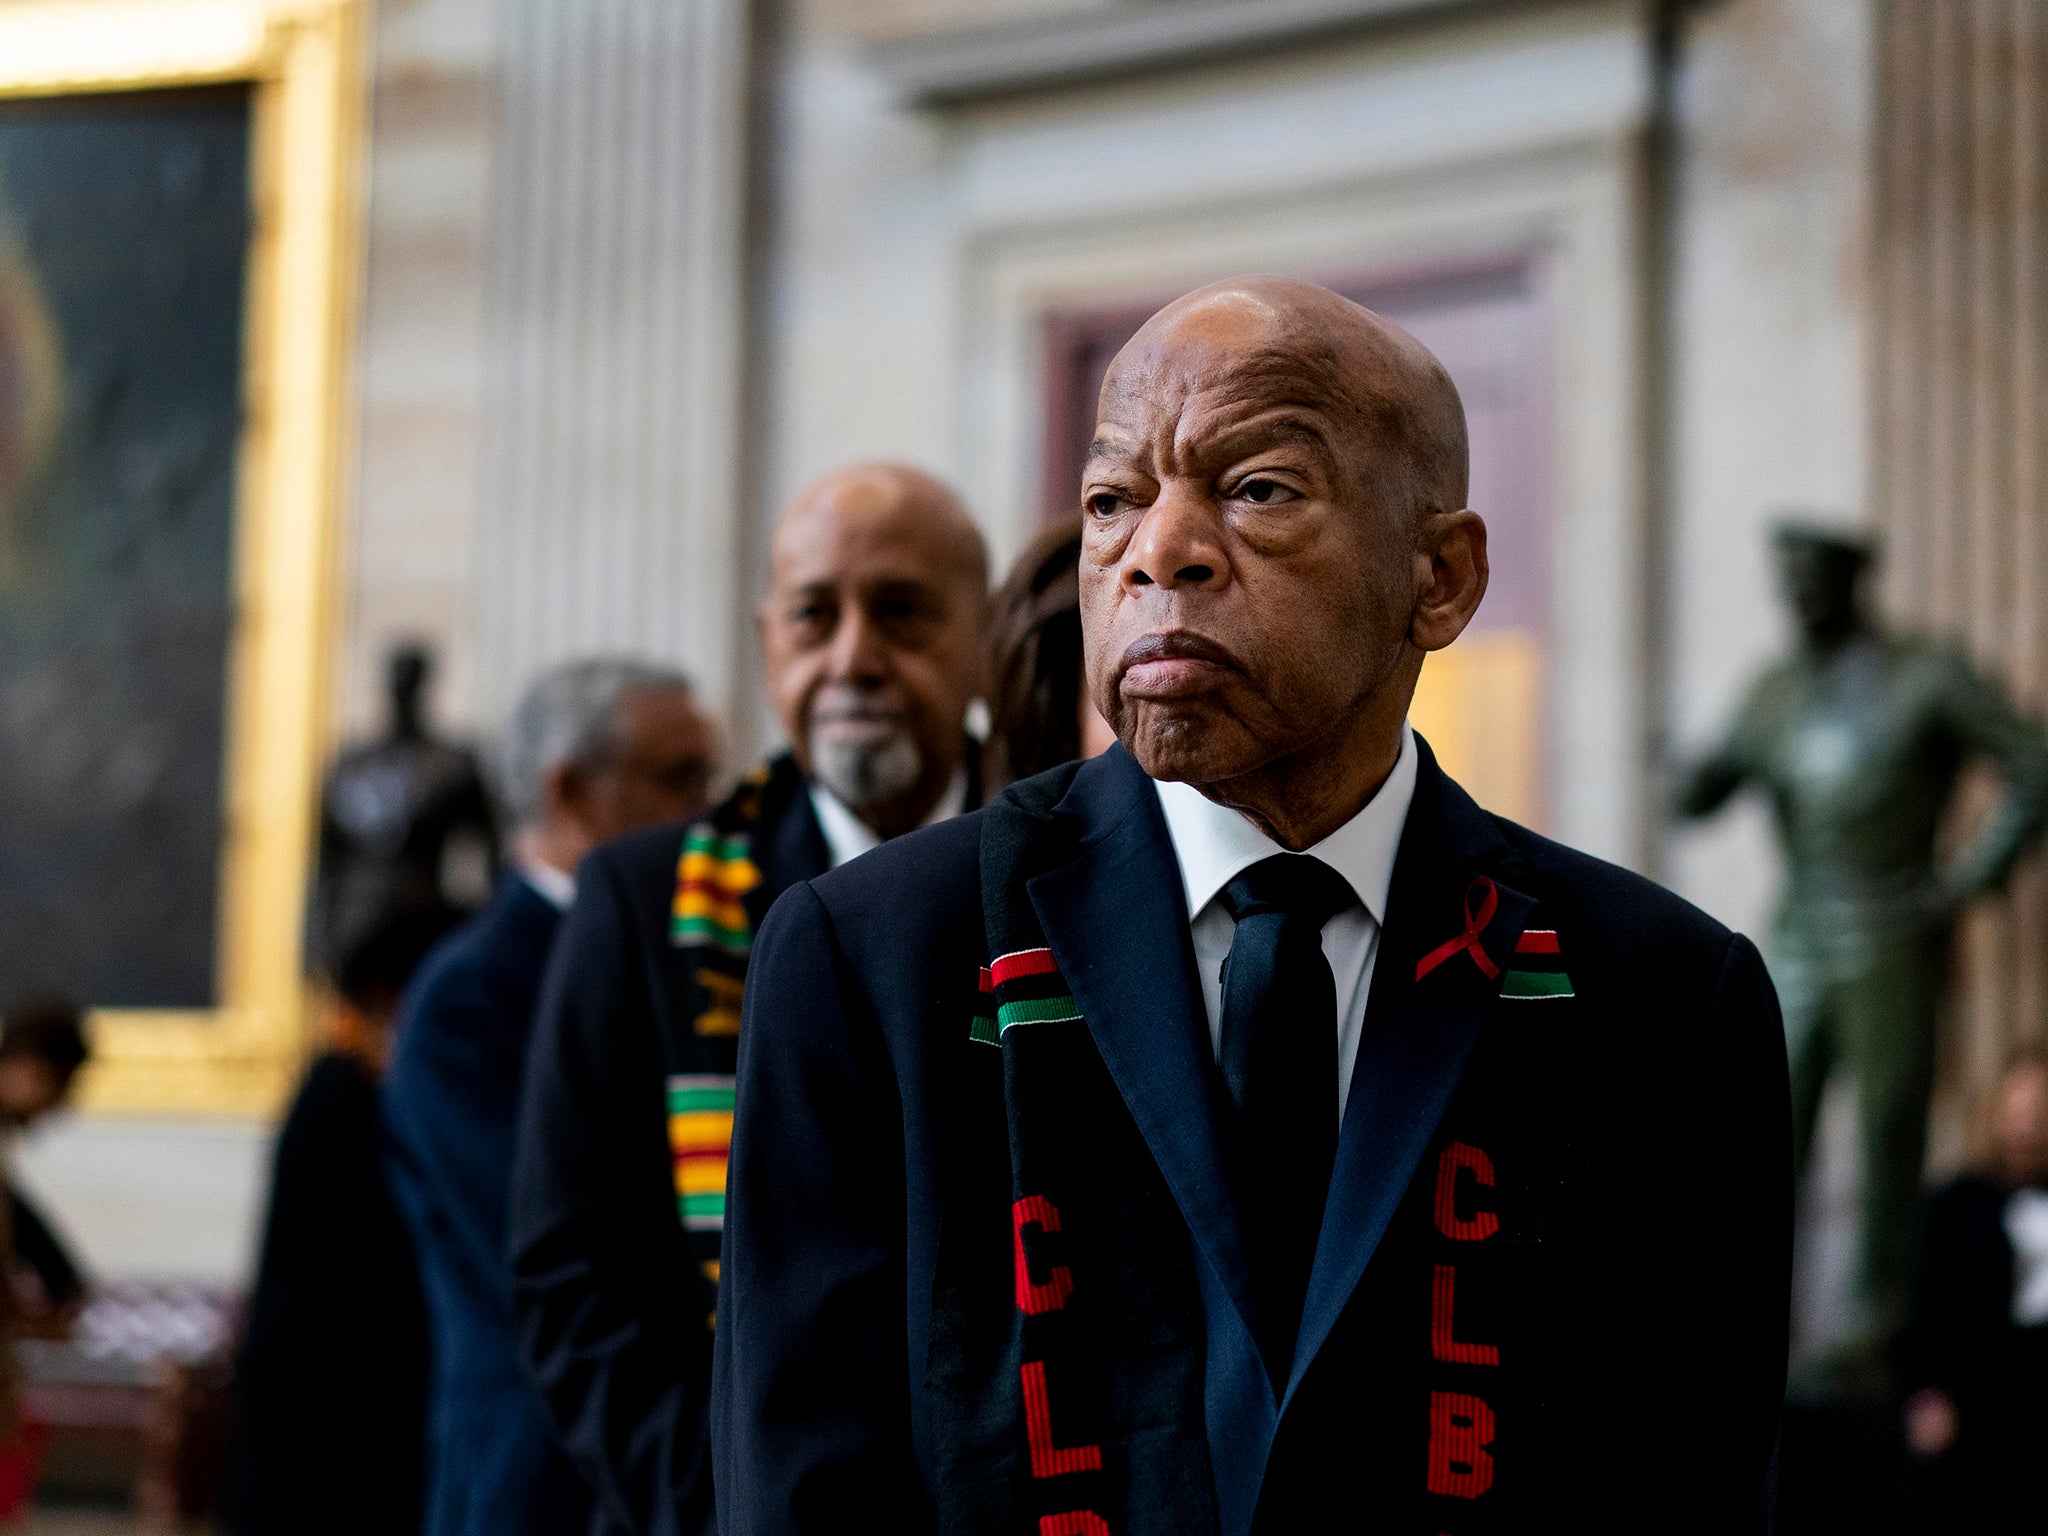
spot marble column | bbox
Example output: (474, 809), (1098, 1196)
(1871, 0), (2048, 1132)
(477, 0), (757, 737)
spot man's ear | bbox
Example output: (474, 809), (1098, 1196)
(542, 760), (586, 828)
(1410, 509), (1489, 653)
(963, 590), (993, 699)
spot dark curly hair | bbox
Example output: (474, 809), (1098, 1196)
(0, 994), (90, 1080)
(984, 515), (1086, 791)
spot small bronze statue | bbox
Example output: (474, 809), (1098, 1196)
(1675, 523), (2048, 1390)
(307, 644), (499, 979)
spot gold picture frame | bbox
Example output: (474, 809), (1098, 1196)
(0, 0), (367, 1115)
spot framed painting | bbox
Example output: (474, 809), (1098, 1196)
(0, 0), (366, 1113)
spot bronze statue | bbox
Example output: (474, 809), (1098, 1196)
(1676, 523), (2048, 1390)
(307, 644), (499, 978)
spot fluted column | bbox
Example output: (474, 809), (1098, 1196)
(1871, 0), (2048, 1133)
(476, 0), (755, 732)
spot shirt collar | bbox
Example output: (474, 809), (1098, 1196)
(809, 764), (971, 870)
(1152, 723), (1417, 925)
(519, 858), (577, 911)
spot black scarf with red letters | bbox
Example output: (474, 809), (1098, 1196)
(926, 762), (1219, 1536)
(922, 748), (1600, 1536)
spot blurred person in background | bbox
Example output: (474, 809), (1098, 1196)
(0, 996), (90, 1330)
(982, 514), (1118, 790)
(510, 462), (988, 1536)
(225, 911), (443, 1536)
(1901, 1051), (2048, 1532)
(385, 660), (715, 1536)
(0, 995), (91, 1519)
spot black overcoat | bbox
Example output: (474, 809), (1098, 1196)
(385, 876), (594, 1536)
(713, 741), (1792, 1536)
(510, 754), (829, 1536)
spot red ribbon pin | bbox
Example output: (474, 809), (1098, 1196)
(1415, 876), (1502, 983)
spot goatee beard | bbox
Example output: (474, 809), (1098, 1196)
(810, 729), (922, 812)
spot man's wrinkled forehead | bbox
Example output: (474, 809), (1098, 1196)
(772, 505), (962, 604)
(769, 464), (987, 595)
(774, 516), (922, 590)
(1098, 319), (1367, 456)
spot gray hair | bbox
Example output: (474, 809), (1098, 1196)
(498, 658), (695, 829)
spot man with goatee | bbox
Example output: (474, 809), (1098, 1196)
(511, 463), (989, 1536)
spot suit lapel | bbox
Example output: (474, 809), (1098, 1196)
(1025, 750), (1261, 1348)
(750, 756), (831, 923)
(1283, 743), (1535, 1407)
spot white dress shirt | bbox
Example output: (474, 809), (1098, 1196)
(809, 765), (970, 870)
(2006, 1188), (2048, 1327)
(519, 857), (576, 911)
(1153, 725), (1418, 1125)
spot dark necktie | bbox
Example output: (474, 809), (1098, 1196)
(1217, 853), (1357, 1387)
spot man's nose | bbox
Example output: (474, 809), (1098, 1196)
(1123, 482), (1225, 592)
(826, 607), (890, 681)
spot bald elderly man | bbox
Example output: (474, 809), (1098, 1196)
(510, 464), (990, 1536)
(713, 281), (1791, 1535)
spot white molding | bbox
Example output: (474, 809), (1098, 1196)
(866, 0), (1532, 107)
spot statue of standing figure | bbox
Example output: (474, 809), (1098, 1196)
(307, 644), (500, 979)
(1676, 523), (2048, 1394)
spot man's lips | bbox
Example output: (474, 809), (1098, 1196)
(1118, 631), (1240, 700)
(811, 712), (908, 732)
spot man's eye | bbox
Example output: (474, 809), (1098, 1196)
(1236, 478), (1296, 505)
(1085, 492), (1122, 518)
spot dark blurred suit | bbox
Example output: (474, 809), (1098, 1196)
(386, 875), (596, 1536)
(226, 1051), (427, 1536)
(1903, 1174), (2048, 1532)
(509, 755), (833, 1536)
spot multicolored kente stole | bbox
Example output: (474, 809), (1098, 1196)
(665, 762), (772, 1274)
(929, 764), (1217, 1536)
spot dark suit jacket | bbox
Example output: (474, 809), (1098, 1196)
(1901, 1174), (2048, 1522)
(713, 742), (1792, 1535)
(385, 876), (594, 1536)
(510, 759), (831, 1536)
(226, 1053), (428, 1536)
(8, 1182), (84, 1312)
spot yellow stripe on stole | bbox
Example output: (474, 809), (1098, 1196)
(670, 1109), (734, 1155)
(694, 971), (744, 1037)
(677, 850), (761, 895)
(674, 1156), (729, 1196)
(673, 889), (751, 931)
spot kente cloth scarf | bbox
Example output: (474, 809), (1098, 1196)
(665, 760), (776, 1274)
(929, 762), (1220, 1536)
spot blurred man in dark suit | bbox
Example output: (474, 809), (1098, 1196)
(714, 279), (1792, 1536)
(385, 660), (715, 1536)
(511, 464), (989, 1536)
(0, 996), (91, 1326)
(227, 911), (443, 1536)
